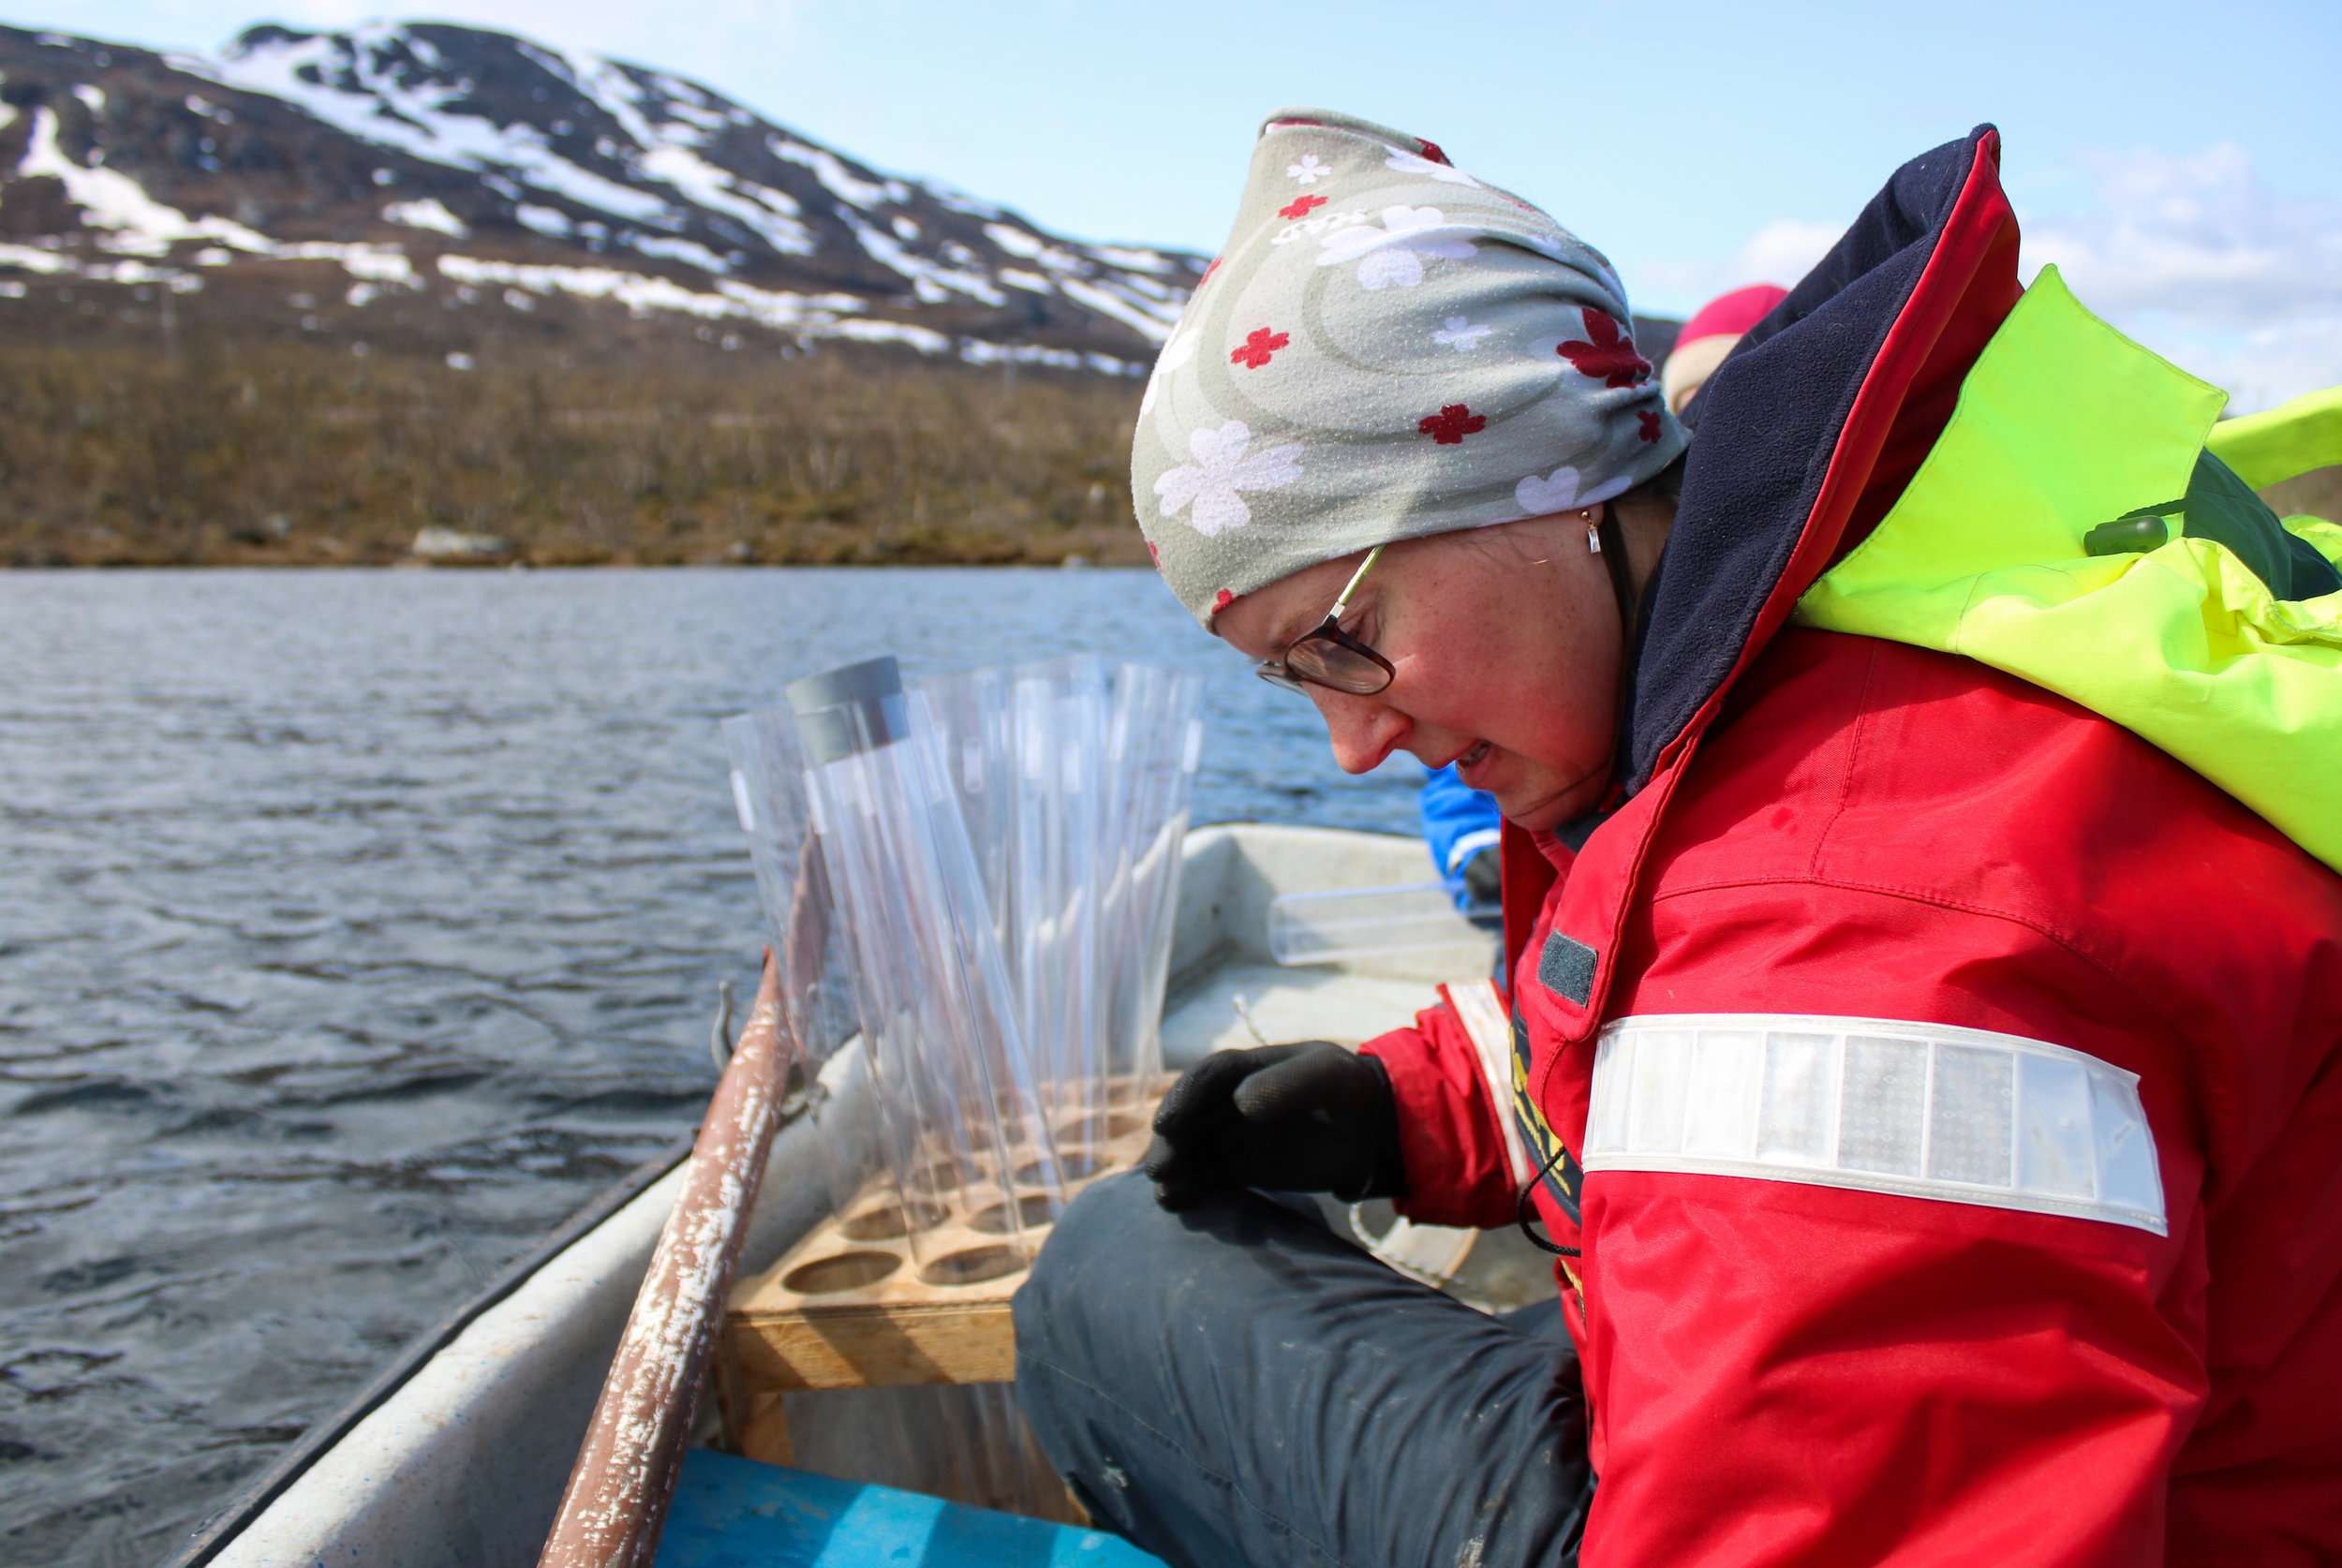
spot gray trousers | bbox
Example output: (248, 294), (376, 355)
(1013, 1171), (1593, 1568)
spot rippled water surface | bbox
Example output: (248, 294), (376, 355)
(0, 569), (1420, 1566)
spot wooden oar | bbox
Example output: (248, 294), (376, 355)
(539, 949), (796, 1568)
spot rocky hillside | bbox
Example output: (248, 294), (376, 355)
(0, 21), (1202, 370)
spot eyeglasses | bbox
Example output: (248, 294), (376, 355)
(1255, 545), (1396, 697)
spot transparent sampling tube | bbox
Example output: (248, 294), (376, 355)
(1102, 663), (1205, 1100)
(1003, 657), (1112, 1153)
(787, 658), (1062, 1280)
(721, 708), (868, 1212)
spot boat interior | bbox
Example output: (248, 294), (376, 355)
(190, 823), (1558, 1568)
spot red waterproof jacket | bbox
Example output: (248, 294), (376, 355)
(1362, 128), (2342, 1566)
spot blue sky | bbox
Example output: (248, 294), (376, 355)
(13, 0), (2342, 407)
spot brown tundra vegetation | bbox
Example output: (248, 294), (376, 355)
(0, 341), (1150, 568)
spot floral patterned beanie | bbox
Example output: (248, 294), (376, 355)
(1134, 108), (1687, 627)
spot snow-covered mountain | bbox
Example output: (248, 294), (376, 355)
(0, 22), (1202, 370)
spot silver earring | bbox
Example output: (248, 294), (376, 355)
(1586, 522), (1602, 555)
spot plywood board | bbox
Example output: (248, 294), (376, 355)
(722, 1081), (1165, 1394)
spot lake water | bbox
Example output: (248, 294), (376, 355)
(0, 569), (1423, 1567)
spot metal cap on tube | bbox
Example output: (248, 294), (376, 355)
(787, 656), (909, 764)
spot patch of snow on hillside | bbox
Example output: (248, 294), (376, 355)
(437, 253), (926, 347)
(985, 222), (1089, 275)
(984, 224), (1046, 259)
(956, 339), (1141, 376)
(526, 44), (661, 150)
(0, 240), (201, 291)
(1057, 276), (1178, 343)
(627, 233), (733, 273)
(215, 27), (669, 225)
(713, 279), (864, 314)
(770, 139), (905, 210)
(1001, 270), (1052, 293)
(851, 219), (1005, 306)
(923, 181), (1001, 219)
(636, 146), (814, 255)
(958, 338), (1085, 370)
(16, 107), (272, 256)
(271, 241), (420, 285)
(0, 243), (77, 275)
(1110, 273), (1180, 303)
(384, 198), (467, 237)
(72, 84), (107, 113)
(660, 100), (727, 138)
(516, 205), (572, 236)
(830, 318), (952, 352)
(1088, 245), (1177, 274)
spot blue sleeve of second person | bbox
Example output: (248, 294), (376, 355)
(1419, 764), (1503, 910)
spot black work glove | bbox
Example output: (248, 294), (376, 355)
(1144, 1042), (1406, 1211)
(1460, 844), (1503, 917)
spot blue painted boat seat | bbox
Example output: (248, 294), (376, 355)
(656, 1448), (1166, 1567)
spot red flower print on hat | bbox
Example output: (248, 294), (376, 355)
(1279, 194), (1327, 221)
(1418, 404), (1487, 445)
(1211, 589), (1237, 615)
(1148, 540), (1162, 568)
(1556, 309), (1652, 389)
(1416, 139), (1450, 165)
(1638, 409), (1662, 442)
(1231, 328), (1291, 369)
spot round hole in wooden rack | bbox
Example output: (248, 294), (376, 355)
(837, 1201), (948, 1241)
(783, 1250), (900, 1294)
(917, 1244), (1028, 1287)
(907, 1160), (971, 1197)
(968, 1194), (1060, 1235)
(1018, 1151), (1104, 1186)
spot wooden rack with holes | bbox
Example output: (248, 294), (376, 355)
(714, 1081), (1167, 1466)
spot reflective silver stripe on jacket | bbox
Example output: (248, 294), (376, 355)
(1445, 978), (1534, 1187)
(1582, 1014), (2166, 1235)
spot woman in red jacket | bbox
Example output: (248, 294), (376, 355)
(1013, 110), (2342, 1568)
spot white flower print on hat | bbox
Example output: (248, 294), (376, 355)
(1432, 317), (1492, 351)
(1385, 150), (1480, 187)
(1314, 206), (1478, 290)
(1153, 422), (1305, 537)
(1514, 468), (1583, 514)
(1286, 154), (1333, 184)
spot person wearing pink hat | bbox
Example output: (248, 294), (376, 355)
(1658, 282), (1787, 417)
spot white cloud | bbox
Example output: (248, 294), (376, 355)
(2024, 144), (2342, 326)
(1628, 218), (1843, 317)
(1630, 145), (2342, 415)
(2023, 143), (2342, 413)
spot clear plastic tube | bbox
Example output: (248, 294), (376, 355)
(917, 666), (1015, 954)
(787, 658), (1062, 1276)
(1101, 664), (1205, 1101)
(720, 709), (856, 1070)
(1001, 657), (1112, 1149)
(721, 709), (867, 1214)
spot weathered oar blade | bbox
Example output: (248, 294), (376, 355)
(539, 950), (795, 1568)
